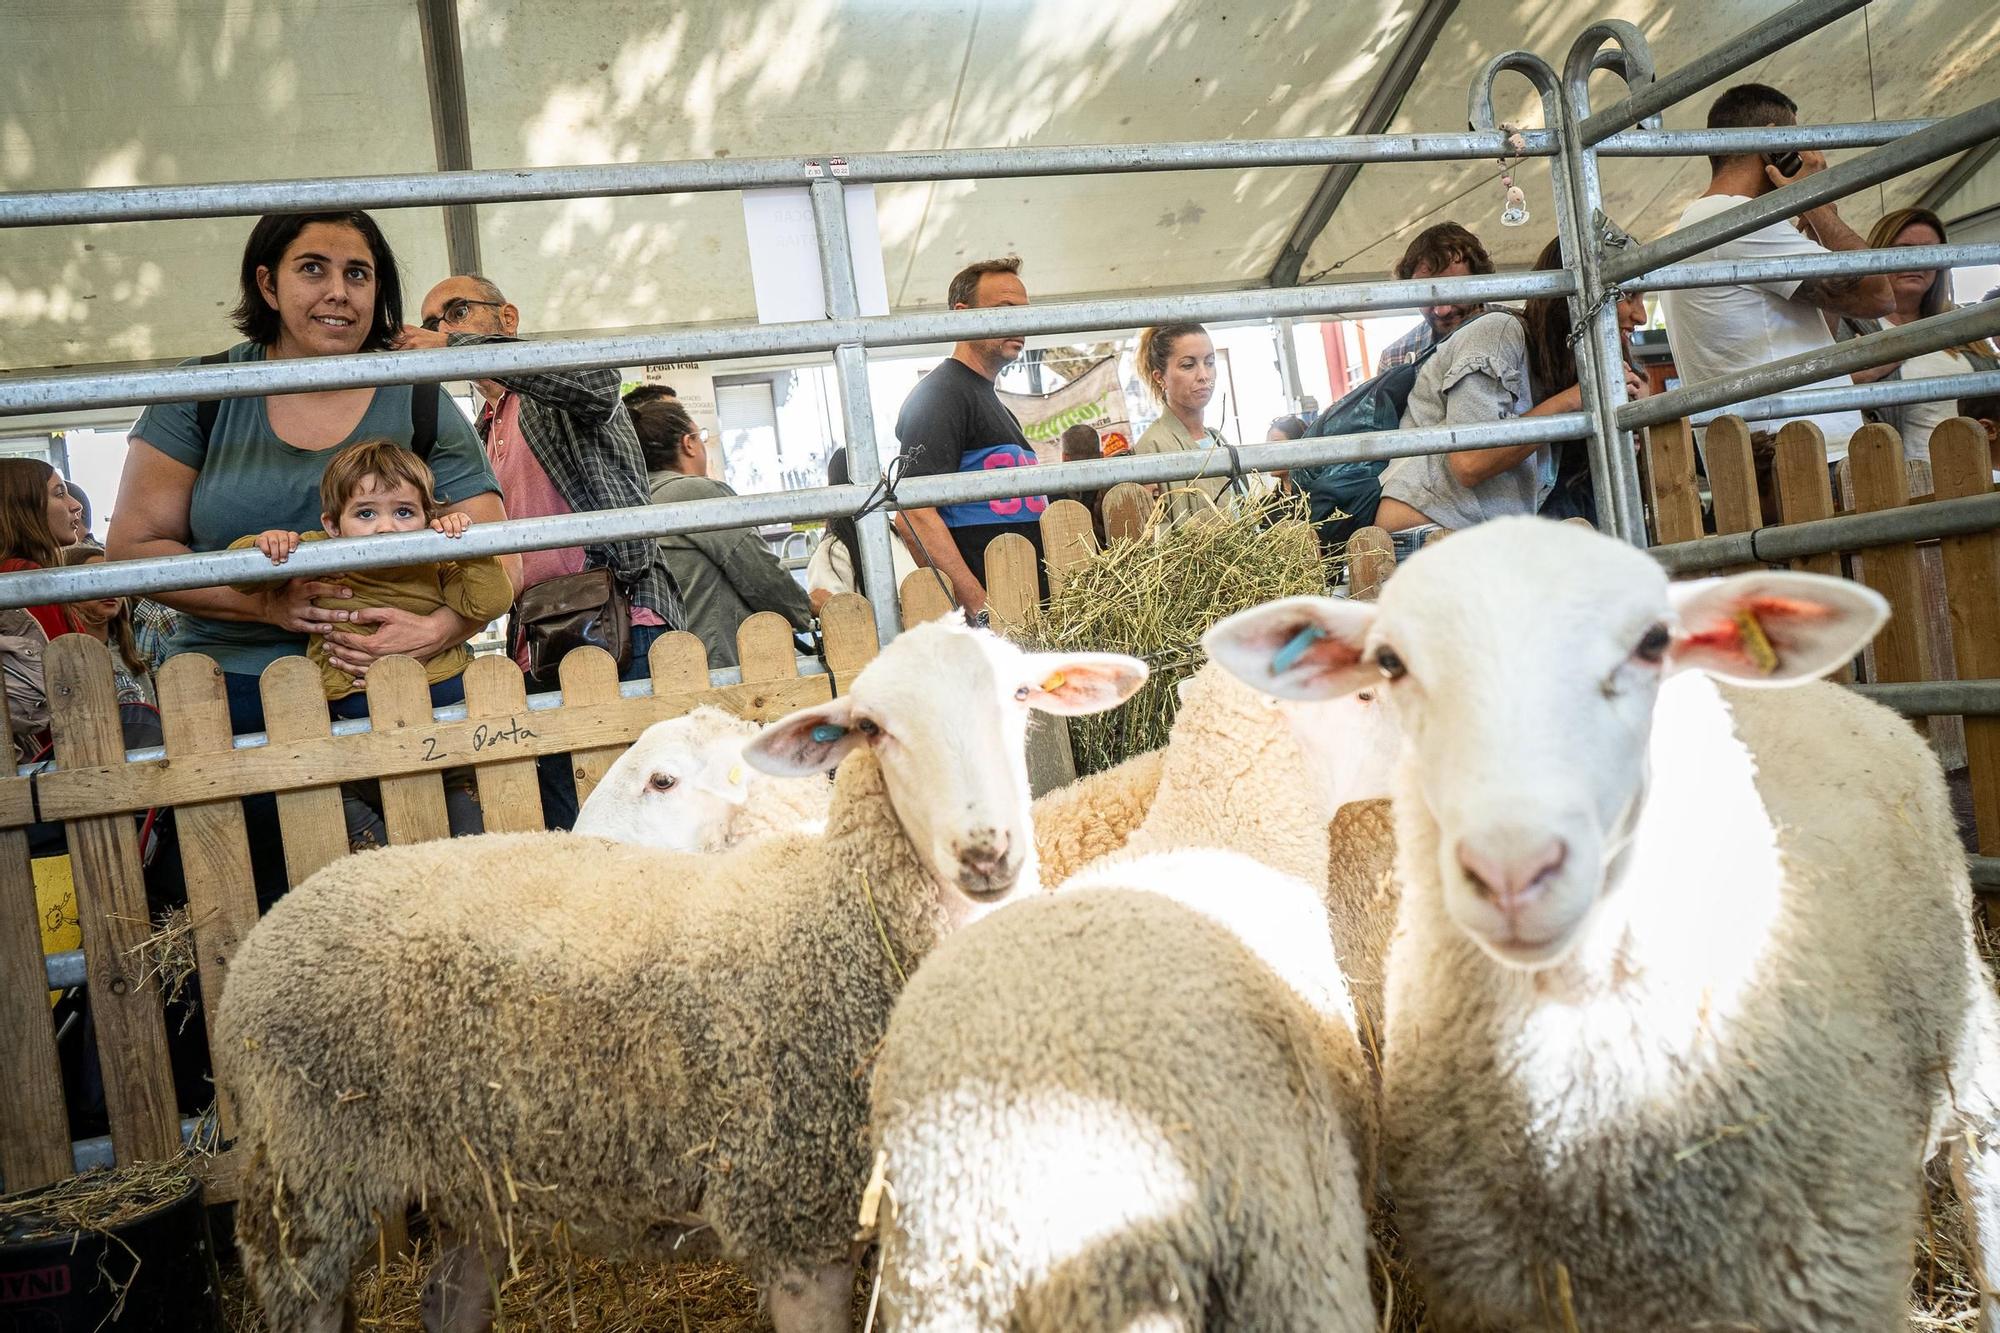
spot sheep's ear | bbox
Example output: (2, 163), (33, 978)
(1017, 652), (1149, 716)
(743, 698), (864, 777)
(1667, 572), (1886, 686)
(689, 745), (753, 804)
(1203, 595), (1377, 701)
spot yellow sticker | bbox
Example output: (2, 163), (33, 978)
(1734, 607), (1779, 675)
(728, 764), (744, 787)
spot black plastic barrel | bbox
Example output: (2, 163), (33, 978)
(0, 1177), (224, 1331)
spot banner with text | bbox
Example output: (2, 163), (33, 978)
(996, 357), (1133, 463)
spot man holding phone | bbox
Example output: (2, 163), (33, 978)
(1658, 83), (1893, 515)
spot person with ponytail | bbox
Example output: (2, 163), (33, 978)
(0, 459), (88, 759)
(1129, 322), (1254, 527)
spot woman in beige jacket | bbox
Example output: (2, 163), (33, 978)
(1129, 322), (1256, 527)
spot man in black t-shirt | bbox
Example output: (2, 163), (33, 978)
(894, 256), (1048, 613)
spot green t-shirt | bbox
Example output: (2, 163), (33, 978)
(131, 341), (502, 676)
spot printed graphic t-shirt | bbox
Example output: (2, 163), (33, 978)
(895, 358), (1047, 587)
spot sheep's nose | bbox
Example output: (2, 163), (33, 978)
(1457, 833), (1567, 912)
(957, 831), (1015, 892)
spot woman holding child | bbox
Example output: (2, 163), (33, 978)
(105, 210), (513, 733)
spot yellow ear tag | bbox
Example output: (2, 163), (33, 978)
(1040, 672), (1067, 693)
(1734, 607), (1779, 675)
(728, 764), (744, 787)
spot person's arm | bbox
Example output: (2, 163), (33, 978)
(438, 554), (518, 626)
(895, 509), (984, 614)
(1766, 155), (1893, 318)
(106, 439), (355, 631)
(399, 329), (623, 422)
(1445, 369), (1645, 489)
(692, 526), (815, 630)
(319, 491), (513, 676)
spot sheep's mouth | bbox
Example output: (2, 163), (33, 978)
(955, 863), (1024, 902)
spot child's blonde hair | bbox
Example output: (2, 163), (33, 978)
(319, 439), (442, 526)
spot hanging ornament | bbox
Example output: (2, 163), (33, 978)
(1497, 127), (1530, 228)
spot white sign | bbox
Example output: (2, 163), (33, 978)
(741, 184), (890, 325)
(996, 357), (1135, 464)
(639, 361), (723, 480)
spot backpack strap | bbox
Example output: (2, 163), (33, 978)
(193, 350), (233, 446)
(409, 382), (439, 463)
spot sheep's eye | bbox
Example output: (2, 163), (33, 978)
(1634, 623), (1671, 664)
(1375, 648), (1407, 681)
(1013, 685), (1032, 701)
(648, 772), (677, 792)
(856, 718), (881, 736)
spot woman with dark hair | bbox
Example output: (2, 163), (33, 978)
(0, 459), (87, 760)
(106, 211), (509, 735)
(1375, 237), (1647, 546)
(1839, 208), (1999, 461)
(803, 448), (917, 611)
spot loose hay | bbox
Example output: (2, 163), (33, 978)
(0, 1154), (198, 1244)
(1028, 490), (1333, 775)
(119, 903), (201, 1010)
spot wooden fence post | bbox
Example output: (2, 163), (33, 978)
(155, 655), (262, 1140)
(1645, 417), (1704, 545)
(1039, 499), (1099, 597)
(1703, 417), (1762, 560)
(819, 593), (880, 693)
(1347, 526), (1395, 601)
(365, 656), (452, 846)
(262, 656), (352, 884)
(47, 636), (180, 1165)
(461, 655), (544, 833)
(1768, 421), (1851, 683)
(1101, 482), (1151, 543)
(1848, 424), (1933, 691)
(982, 533), (1040, 635)
(1931, 419), (2000, 863)
(900, 569), (954, 626)
(0, 680), (71, 1190)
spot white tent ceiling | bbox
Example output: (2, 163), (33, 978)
(3, 0), (1997, 381)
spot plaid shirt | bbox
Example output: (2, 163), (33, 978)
(1375, 321), (1435, 372)
(453, 334), (681, 625)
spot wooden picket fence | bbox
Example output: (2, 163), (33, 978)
(0, 495), (1155, 1203)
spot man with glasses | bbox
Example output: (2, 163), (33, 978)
(395, 274), (679, 825)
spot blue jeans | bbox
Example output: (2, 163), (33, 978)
(533, 623), (668, 830)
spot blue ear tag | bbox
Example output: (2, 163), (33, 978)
(810, 723), (848, 744)
(1269, 624), (1327, 674)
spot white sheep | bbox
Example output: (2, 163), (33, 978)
(1207, 515), (2000, 1330)
(866, 664), (1378, 1331)
(571, 706), (829, 851)
(216, 619), (1146, 1333)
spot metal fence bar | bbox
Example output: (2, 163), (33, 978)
(1650, 492), (2000, 574)
(0, 123), (1939, 232)
(0, 269), (1576, 418)
(1849, 680), (2000, 718)
(1606, 97), (2000, 285)
(1578, 0), (1870, 145)
(1685, 368), (2000, 428)
(809, 175), (903, 645)
(1622, 301), (2000, 431)
(1640, 243), (2000, 293)
(1977, 858), (2000, 892)
(0, 412), (1592, 609)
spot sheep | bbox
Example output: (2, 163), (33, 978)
(865, 664), (1379, 1331)
(572, 706), (830, 851)
(1030, 746), (1167, 887)
(215, 618), (1147, 1333)
(1205, 515), (2000, 1331)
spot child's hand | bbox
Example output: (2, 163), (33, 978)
(431, 512), (471, 539)
(256, 530), (302, 564)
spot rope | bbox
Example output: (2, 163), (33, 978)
(852, 453), (971, 621)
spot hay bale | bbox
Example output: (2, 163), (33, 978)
(1027, 490), (1333, 775)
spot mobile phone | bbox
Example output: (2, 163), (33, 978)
(1766, 150), (1802, 179)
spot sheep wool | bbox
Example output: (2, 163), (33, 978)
(220, 749), (944, 1329)
(1030, 746), (1166, 888)
(1384, 673), (2000, 1331)
(870, 876), (1376, 1333)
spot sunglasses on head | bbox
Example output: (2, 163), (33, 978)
(421, 297), (505, 331)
